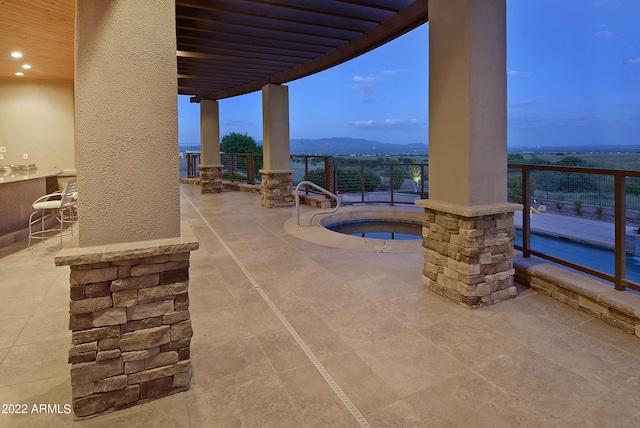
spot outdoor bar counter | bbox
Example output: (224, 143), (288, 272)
(0, 166), (62, 248)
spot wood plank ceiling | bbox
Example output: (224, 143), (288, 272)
(0, 0), (428, 102)
(177, 0), (429, 101)
(0, 0), (75, 81)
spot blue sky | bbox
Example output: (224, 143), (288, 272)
(178, 0), (640, 148)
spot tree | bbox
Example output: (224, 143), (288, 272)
(221, 132), (262, 154)
(555, 156), (590, 167)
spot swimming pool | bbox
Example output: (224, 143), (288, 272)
(515, 230), (640, 284)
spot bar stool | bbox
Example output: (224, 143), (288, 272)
(28, 178), (77, 247)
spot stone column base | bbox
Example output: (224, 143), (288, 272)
(55, 222), (199, 418)
(199, 164), (223, 194)
(415, 200), (522, 307)
(259, 169), (293, 208)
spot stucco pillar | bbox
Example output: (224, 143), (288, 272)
(64, 1), (198, 417)
(199, 100), (223, 193)
(260, 84), (293, 207)
(417, 0), (520, 306)
(75, 0), (179, 246)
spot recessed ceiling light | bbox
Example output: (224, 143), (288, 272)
(21, 64), (31, 69)
(15, 72), (24, 76)
(11, 52), (23, 58)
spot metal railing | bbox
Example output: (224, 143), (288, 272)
(509, 163), (640, 293)
(327, 163), (427, 205)
(180, 151), (640, 293)
(294, 181), (340, 226)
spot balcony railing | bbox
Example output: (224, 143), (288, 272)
(509, 163), (640, 293)
(179, 151), (640, 293)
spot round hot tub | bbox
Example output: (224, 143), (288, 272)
(323, 218), (422, 240)
(284, 206), (424, 253)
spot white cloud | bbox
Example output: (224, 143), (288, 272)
(352, 69), (410, 103)
(596, 29), (614, 38)
(381, 69), (409, 76)
(351, 120), (375, 127)
(350, 119), (423, 128)
(352, 75), (380, 103)
(626, 57), (640, 64)
(507, 70), (532, 77)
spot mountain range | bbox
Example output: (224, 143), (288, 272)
(288, 137), (428, 155)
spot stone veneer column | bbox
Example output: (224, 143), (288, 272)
(199, 164), (223, 194)
(259, 169), (293, 208)
(199, 100), (222, 194)
(55, 222), (198, 418)
(261, 84), (293, 207)
(416, 201), (520, 307)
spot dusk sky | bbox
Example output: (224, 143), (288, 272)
(178, 0), (640, 149)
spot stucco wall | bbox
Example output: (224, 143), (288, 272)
(75, 0), (180, 246)
(0, 78), (75, 169)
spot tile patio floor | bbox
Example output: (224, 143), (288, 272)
(1, 184), (640, 427)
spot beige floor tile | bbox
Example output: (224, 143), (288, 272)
(355, 331), (466, 397)
(418, 313), (521, 367)
(561, 388), (640, 428)
(279, 364), (360, 428)
(529, 329), (640, 389)
(575, 317), (640, 356)
(322, 301), (411, 350)
(14, 311), (71, 346)
(475, 347), (611, 425)
(32, 288), (72, 316)
(190, 307), (252, 346)
(281, 307), (354, 361)
(187, 285), (237, 315)
(479, 291), (593, 328)
(255, 328), (312, 374)
(0, 338), (70, 388)
(0, 295), (45, 322)
(237, 299), (285, 334)
(189, 335), (275, 391)
(364, 400), (426, 428)
(347, 272), (423, 302)
(377, 289), (461, 331)
(322, 352), (399, 415)
(286, 277), (365, 316)
(0, 316), (31, 348)
(468, 306), (571, 347)
(185, 374), (305, 427)
(0, 279), (51, 300)
(404, 371), (554, 427)
(0, 376), (74, 428)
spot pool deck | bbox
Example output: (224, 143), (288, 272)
(1, 185), (640, 426)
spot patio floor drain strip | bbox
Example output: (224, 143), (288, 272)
(184, 192), (371, 428)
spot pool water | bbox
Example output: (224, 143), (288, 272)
(515, 230), (640, 284)
(325, 219), (422, 240)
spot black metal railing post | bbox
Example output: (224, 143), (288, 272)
(522, 166), (531, 258)
(360, 165), (365, 203)
(390, 164), (395, 205)
(614, 173), (627, 291)
(247, 155), (255, 185)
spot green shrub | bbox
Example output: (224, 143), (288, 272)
(595, 206), (604, 219)
(574, 198), (583, 216)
